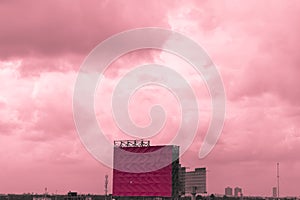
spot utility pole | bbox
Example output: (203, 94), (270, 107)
(105, 175), (108, 200)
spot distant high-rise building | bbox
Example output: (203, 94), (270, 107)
(225, 187), (233, 196)
(184, 168), (207, 195)
(234, 187), (242, 197)
(273, 187), (277, 198)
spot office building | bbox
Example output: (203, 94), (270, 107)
(184, 168), (207, 195)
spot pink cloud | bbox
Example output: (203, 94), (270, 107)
(0, 0), (171, 59)
(167, 0), (300, 196)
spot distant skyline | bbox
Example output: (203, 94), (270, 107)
(0, 0), (300, 197)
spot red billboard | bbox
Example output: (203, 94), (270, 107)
(113, 145), (178, 197)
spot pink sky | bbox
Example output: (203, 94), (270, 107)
(1, 0), (300, 197)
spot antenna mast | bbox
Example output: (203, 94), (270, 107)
(277, 163), (280, 199)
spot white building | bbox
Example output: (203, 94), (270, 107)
(234, 187), (242, 197)
(184, 168), (207, 195)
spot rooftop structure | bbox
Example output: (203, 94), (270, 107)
(113, 139), (150, 147)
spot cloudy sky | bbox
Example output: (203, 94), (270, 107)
(1, 0), (300, 197)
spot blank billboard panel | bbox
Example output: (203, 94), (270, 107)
(113, 145), (177, 197)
